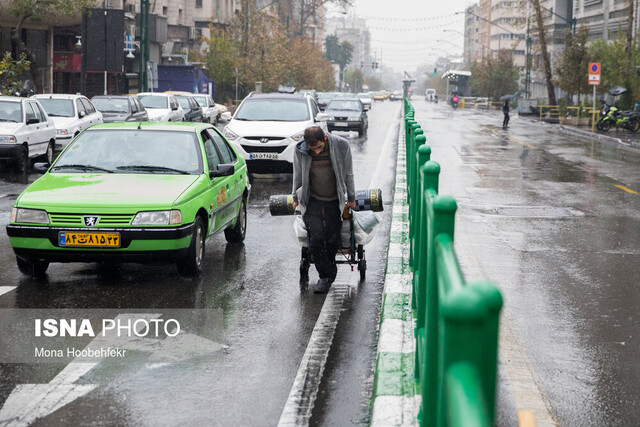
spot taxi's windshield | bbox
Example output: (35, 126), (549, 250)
(52, 129), (203, 174)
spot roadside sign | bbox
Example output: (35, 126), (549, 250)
(589, 63), (601, 75)
(589, 74), (600, 85)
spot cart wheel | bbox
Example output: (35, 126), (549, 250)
(357, 245), (365, 261)
(358, 259), (366, 281)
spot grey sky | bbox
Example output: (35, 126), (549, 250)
(330, 0), (475, 73)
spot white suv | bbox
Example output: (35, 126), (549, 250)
(32, 94), (103, 153)
(0, 96), (56, 171)
(222, 92), (328, 173)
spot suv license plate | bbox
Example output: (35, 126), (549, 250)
(249, 153), (279, 160)
(335, 122), (348, 127)
(59, 232), (121, 247)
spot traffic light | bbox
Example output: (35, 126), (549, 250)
(434, 67), (437, 74)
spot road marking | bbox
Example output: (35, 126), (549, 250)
(615, 184), (638, 194)
(518, 410), (537, 427)
(278, 268), (354, 426)
(509, 135), (537, 149)
(0, 287), (17, 297)
(369, 107), (401, 189)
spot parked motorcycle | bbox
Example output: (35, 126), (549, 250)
(599, 106), (640, 132)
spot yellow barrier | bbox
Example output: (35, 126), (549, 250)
(536, 105), (597, 128)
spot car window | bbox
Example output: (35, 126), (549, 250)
(53, 129), (203, 174)
(193, 95), (208, 107)
(31, 102), (47, 121)
(129, 98), (138, 113)
(207, 129), (236, 164)
(81, 98), (96, 114)
(138, 95), (169, 109)
(203, 137), (221, 172)
(235, 98), (310, 121)
(176, 97), (192, 111)
(76, 99), (87, 116)
(190, 98), (199, 109)
(0, 101), (22, 122)
(36, 98), (75, 117)
(310, 99), (319, 118)
(24, 102), (38, 122)
(92, 98), (130, 114)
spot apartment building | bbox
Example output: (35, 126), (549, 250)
(324, 16), (372, 75)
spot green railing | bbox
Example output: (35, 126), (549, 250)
(403, 98), (503, 427)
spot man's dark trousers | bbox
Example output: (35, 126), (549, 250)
(303, 198), (341, 282)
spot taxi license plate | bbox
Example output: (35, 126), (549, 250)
(59, 232), (121, 248)
(249, 153), (278, 160)
(335, 122), (348, 127)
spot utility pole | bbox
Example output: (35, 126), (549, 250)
(138, 0), (149, 92)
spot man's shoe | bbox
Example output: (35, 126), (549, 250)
(314, 278), (331, 294)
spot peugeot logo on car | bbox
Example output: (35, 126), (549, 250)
(83, 216), (99, 227)
(260, 138), (269, 144)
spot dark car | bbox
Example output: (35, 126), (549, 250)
(91, 95), (148, 123)
(325, 98), (368, 136)
(175, 95), (204, 122)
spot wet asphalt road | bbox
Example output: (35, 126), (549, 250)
(415, 100), (640, 425)
(0, 103), (400, 426)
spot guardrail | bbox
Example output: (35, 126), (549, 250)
(533, 105), (598, 128)
(403, 98), (503, 426)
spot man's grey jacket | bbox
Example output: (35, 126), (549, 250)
(292, 133), (355, 216)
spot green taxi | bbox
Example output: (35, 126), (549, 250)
(6, 121), (250, 277)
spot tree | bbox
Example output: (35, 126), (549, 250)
(0, 52), (31, 96)
(555, 26), (589, 103)
(470, 50), (519, 100)
(6, 0), (95, 92)
(531, 0), (557, 105)
(344, 69), (364, 92)
(324, 35), (353, 89)
(203, 29), (238, 104)
(288, 37), (336, 91)
(272, 0), (353, 38)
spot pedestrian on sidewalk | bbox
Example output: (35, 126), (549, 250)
(503, 99), (510, 128)
(292, 126), (356, 294)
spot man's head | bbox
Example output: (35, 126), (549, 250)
(304, 126), (327, 154)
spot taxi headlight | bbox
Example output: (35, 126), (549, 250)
(223, 127), (239, 140)
(0, 135), (17, 143)
(132, 210), (182, 225)
(12, 208), (49, 224)
(291, 131), (304, 142)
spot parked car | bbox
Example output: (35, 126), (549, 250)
(325, 98), (368, 136)
(136, 92), (184, 122)
(355, 92), (372, 110)
(175, 95), (204, 122)
(32, 94), (103, 154)
(222, 92), (328, 173)
(0, 96), (57, 170)
(91, 95), (149, 123)
(215, 103), (232, 122)
(192, 94), (218, 124)
(6, 121), (250, 277)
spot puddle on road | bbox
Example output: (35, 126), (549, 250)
(466, 205), (585, 218)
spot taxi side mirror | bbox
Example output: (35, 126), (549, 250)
(210, 163), (234, 179)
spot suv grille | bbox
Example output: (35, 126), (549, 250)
(48, 213), (135, 227)
(241, 144), (286, 153)
(243, 136), (284, 143)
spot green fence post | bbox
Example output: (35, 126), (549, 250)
(421, 193), (455, 427)
(410, 138), (429, 273)
(444, 362), (491, 427)
(468, 280), (503, 422)
(408, 123), (420, 199)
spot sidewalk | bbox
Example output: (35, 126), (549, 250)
(370, 120), (420, 426)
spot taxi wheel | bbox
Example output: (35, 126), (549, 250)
(14, 146), (28, 173)
(177, 216), (205, 277)
(46, 141), (56, 164)
(17, 258), (49, 277)
(225, 199), (246, 243)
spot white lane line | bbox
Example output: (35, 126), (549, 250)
(0, 287), (17, 298)
(369, 106), (402, 190)
(277, 268), (354, 426)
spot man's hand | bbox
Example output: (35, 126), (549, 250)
(346, 200), (356, 209)
(292, 201), (298, 210)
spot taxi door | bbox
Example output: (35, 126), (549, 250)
(201, 131), (234, 234)
(207, 129), (242, 230)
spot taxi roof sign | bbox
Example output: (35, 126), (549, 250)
(589, 63), (601, 75)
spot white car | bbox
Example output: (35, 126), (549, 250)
(356, 92), (372, 110)
(215, 103), (232, 122)
(0, 96), (57, 171)
(222, 92), (328, 173)
(32, 94), (103, 153)
(192, 94), (218, 124)
(136, 93), (184, 122)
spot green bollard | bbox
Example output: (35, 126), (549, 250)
(409, 138), (428, 271)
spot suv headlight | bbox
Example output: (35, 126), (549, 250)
(132, 210), (182, 225)
(0, 135), (17, 143)
(291, 131), (304, 142)
(56, 129), (69, 136)
(223, 127), (239, 140)
(11, 208), (49, 224)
